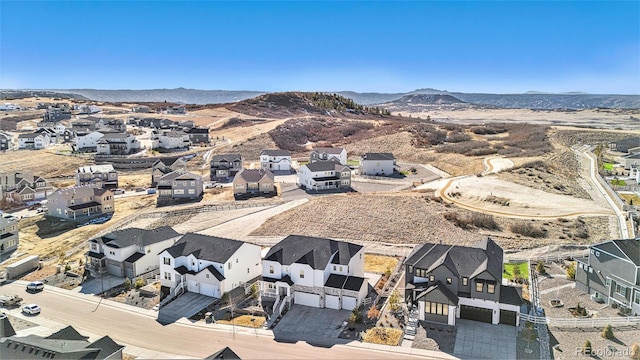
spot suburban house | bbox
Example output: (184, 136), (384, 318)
(96, 132), (141, 155)
(186, 127), (209, 145)
(0, 324), (124, 360)
(310, 147), (348, 165)
(47, 185), (114, 221)
(0, 215), (19, 257)
(76, 164), (119, 190)
(85, 226), (181, 279)
(18, 132), (51, 150)
(232, 168), (276, 199)
(74, 131), (106, 152)
(210, 154), (243, 182)
(0, 132), (12, 150)
(70, 119), (98, 134)
(204, 347), (241, 360)
(158, 233), (261, 299)
(151, 157), (187, 187)
(404, 238), (523, 326)
(610, 138), (640, 153)
(623, 153), (640, 170)
(575, 238), (640, 316)
(132, 105), (150, 113)
(297, 160), (351, 191)
(260, 149), (292, 173)
(164, 106), (186, 115)
(0, 172), (53, 204)
(359, 152), (398, 176)
(42, 108), (71, 123)
(151, 130), (191, 151)
(100, 118), (127, 132)
(157, 170), (203, 203)
(76, 104), (102, 114)
(260, 235), (367, 311)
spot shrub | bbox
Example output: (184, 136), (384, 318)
(367, 305), (380, 321)
(446, 132), (471, 143)
(510, 222), (548, 238)
(123, 278), (131, 291)
(349, 307), (363, 324)
(384, 267), (392, 278)
(64, 263), (71, 272)
(134, 278), (145, 289)
(583, 340), (592, 355)
(388, 290), (400, 312)
(602, 324), (614, 339)
(630, 342), (640, 359)
(536, 261), (546, 275)
(251, 282), (259, 300)
(566, 262), (576, 280)
(443, 211), (500, 230)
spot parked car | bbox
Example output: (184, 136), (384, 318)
(113, 188), (125, 195)
(26, 281), (45, 292)
(146, 188), (156, 194)
(135, 187), (145, 192)
(0, 294), (23, 307)
(22, 304), (41, 315)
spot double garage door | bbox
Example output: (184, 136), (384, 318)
(314, 294), (358, 310)
(460, 305), (493, 324)
(294, 292), (320, 307)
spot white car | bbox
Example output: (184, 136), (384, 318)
(22, 304), (41, 315)
(26, 281), (44, 292)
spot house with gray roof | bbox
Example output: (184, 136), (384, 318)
(18, 132), (51, 150)
(76, 164), (118, 190)
(0, 324), (124, 360)
(158, 233), (261, 299)
(210, 154), (243, 182)
(310, 147), (347, 165)
(0, 172), (53, 204)
(85, 226), (181, 279)
(96, 131), (140, 155)
(156, 170), (203, 204)
(47, 185), (114, 221)
(0, 131), (12, 151)
(359, 152), (398, 176)
(404, 238), (523, 326)
(151, 157), (187, 187)
(232, 168), (276, 199)
(260, 149), (292, 173)
(260, 235), (367, 311)
(297, 160), (351, 191)
(0, 215), (19, 257)
(575, 238), (640, 316)
(151, 130), (191, 152)
(204, 346), (241, 360)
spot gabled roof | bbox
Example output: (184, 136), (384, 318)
(304, 159), (348, 172)
(0, 314), (16, 338)
(153, 156), (184, 168)
(18, 133), (44, 139)
(158, 170), (201, 181)
(499, 285), (524, 306)
(86, 335), (125, 359)
(212, 154), (242, 163)
(415, 281), (459, 305)
(260, 149), (291, 157)
(592, 239), (640, 266)
(204, 346), (241, 360)
(234, 168), (274, 183)
(50, 185), (110, 203)
(361, 152), (395, 161)
(264, 235), (362, 270)
(97, 226), (180, 249)
(46, 325), (89, 341)
(77, 164), (115, 173)
(311, 147), (345, 154)
(164, 233), (245, 263)
(203, 264), (225, 281)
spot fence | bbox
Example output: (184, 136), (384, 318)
(506, 250), (590, 264)
(519, 313), (640, 328)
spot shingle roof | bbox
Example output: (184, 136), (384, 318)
(304, 160), (348, 172)
(77, 164), (115, 173)
(204, 346), (241, 360)
(361, 153), (395, 161)
(51, 185), (110, 203)
(158, 170), (201, 181)
(343, 276), (366, 291)
(46, 326), (89, 341)
(212, 154), (242, 162)
(311, 147), (345, 154)
(86, 336), (125, 360)
(260, 149), (291, 156)
(18, 133), (43, 139)
(98, 226), (180, 249)
(499, 285), (524, 306)
(415, 281), (459, 305)
(593, 239), (640, 266)
(264, 235), (362, 270)
(164, 233), (245, 263)
(235, 168), (274, 183)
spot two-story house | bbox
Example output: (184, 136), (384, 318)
(85, 226), (181, 279)
(18, 133), (51, 150)
(76, 164), (118, 190)
(310, 147), (347, 165)
(73, 131), (105, 152)
(0, 173), (53, 204)
(232, 169), (276, 199)
(260, 235), (367, 311)
(157, 170), (203, 203)
(186, 127), (209, 145)
(96, 132), (140, 155)
(260, 149), (292, 173)
(576, 238), (640, 316)
(132, 105), (150, 113)
(158, 233), (261, 299)
(47, 185), (114, 221)
(0, 215), (19, 257)
(151, 157), (187, 187)
(70, 119), (98, 135)
(359, 152), (398, 176)
(42, 108), (71, 123)
(151, 131), (191, 151)
(0, 132), (13, 151)
(164, 106), (186, 115)
(210, 154), (243, 182)
(297, 160), (351, 191)
(404, 238), (523, 326)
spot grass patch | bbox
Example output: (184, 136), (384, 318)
(603, 163), (614, 171)
(619, 193), (640, 205)
(347, 159), (360, 166)
(610, 179), (627, 186)
(298, 160), (309, 165)
(363, 327), (403, 346)
(216, 315), (265, 328)
(504, 262), (529, 280)
(365, 254), (399, 274)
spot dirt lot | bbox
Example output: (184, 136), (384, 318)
(0, 149), (92, 178)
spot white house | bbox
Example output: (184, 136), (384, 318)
(159, 233), (261, 299)
(261, 235), (367, 311)
(76, 164), (118, 189)
(85, 226), (182, 279)
(297, 160), (351, 191)
(152, 131), (191, 151)
(96, 132), (140, 155)
(74, 131), (104, 152)
(0, 103), (21, 111)
(310, 147), (347, 165)
(359, 152), (397, 176)
(18, 133), (51, 150)
(260, 149), (292, 172)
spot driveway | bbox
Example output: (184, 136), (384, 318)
(157, 292), (215, 325)
(453, 319), (516, 359)
(273, 305), (351, 346)
(78, 275), (125, 294)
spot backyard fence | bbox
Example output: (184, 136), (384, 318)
(519, 313), (640, 328)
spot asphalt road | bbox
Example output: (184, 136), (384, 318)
(0, 283), (425, 360)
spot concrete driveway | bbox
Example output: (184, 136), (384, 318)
(78, 275), (124, 294)
(453, 319), (516, 359)
(273, 305), (351, 346)
(157, 292), (215, 325)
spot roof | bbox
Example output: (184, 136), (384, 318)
(18, 133), (43, 139)
(212, 154), (242, 163)
(77, 164), (115, 173)
(161, 131), (188, 138)
(415, 281), (459, 305)
(153, 156), (184, 168)
(264, 235), (362, 270)
(50, 185), (110, 203)
(164, 233), (245, 263)
(261, 275), (294, 286)
(97, 226), (181, 249)
(203, 265), (225, 281)
(304, 159), (347, 172)
(624, 153), (640, 160)
(234, 168), (274, 183)
(405, 238), (503, 282)
(0, 314), (16, 338)
(99, 132), (129, 140)
(499, 285), (524, 306)
(343, 275), (367, 291)
(46, 326), (89, 341)
(86, 336), (125, 359)
(124, 252), (145, 263)
(311, 147), (345, 154)
(158, 170), (201, 181)
(68, 201), (101, 211)
(361, 152), (395, 161)
(592, 239), (640, 266)
(260, 149), (291, 157)
(204, 346), (241, 360)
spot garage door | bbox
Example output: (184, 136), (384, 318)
(342, 296), (357, 311)
(107, 264), (122, 277)
(460, 305), (493, 324)
(294, 292), (320, 307)
(200, 283), (216, 297)
(326, 295), (340, 309)
(187, 280), (198, 293)
(500, 310), (517, 326)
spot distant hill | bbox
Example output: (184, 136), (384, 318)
(378, 93), (497, 112)
(59, 88), (264, 104)
(0, 90), (88, 101)
(448, 92), (640, 109)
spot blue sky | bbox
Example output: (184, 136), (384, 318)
(1, 1), (638, 94)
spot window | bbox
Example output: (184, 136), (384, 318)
(333, 266), (336, 271)
(424, 301), (448, 316)
(206, 274), (210, 279)
(163, 257), (171, 265)
(462, 277), (468, 286)
(247, 268), (250, 273)
(236, 258), (238, 263)
(228, 262), (232, 270)
(429, 275), (435, 282)
(487, 283), (495, 294)
(615, 284), (627, 297)
(446, 278), (452, 284)
(163, 272), (171, 280)
(476, 281), (484, 292)
(188, 189), (195, 195)
(339, 266), (343, 272)
(300, 270), (305, 279)
(408, 266), (413, 274)
(269, 266), (274, 274)
(595, 251), (600, 257)
(634, 290), (640, 305)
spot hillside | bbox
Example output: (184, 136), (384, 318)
(61, 88), (264, 104)
(449, 92), (640, 109)
(378, 93), (493, 112)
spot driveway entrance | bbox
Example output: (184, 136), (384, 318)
(453, 319), (516, 359)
